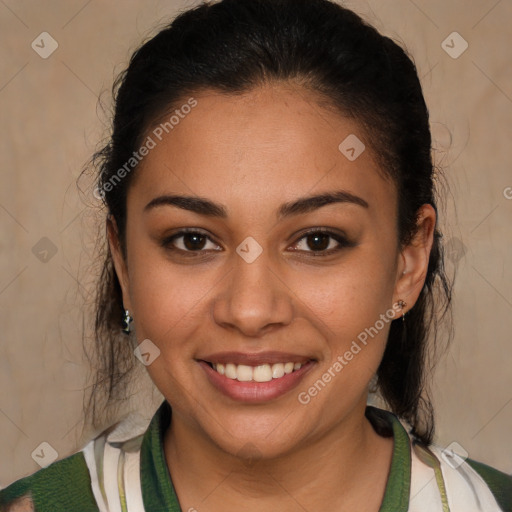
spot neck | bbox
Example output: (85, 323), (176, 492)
(163, 400), (394, 512)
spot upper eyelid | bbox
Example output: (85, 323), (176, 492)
(288, 230), (349, 252)
(164, 229), (221, 251)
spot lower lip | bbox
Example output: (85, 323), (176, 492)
(198, 360), (315, 403)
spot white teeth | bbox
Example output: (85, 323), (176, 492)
(225, 363), (237, 379)
(272, 363), (285, 379)
(236, 364), (253, 382)
(212, 361), (305, 381)
(253, 364), (273, 382)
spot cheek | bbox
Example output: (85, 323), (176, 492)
(125, 236), (215, 357)
(302, 241), (398, 378)
(304, 243), (397, 324)
(126, 255), (211, 403)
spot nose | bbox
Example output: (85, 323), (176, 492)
(212, 244), (294, 338)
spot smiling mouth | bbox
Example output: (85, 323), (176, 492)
(203, 361), (309, 382)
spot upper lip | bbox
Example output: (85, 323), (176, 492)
(198, 351), (315, 366)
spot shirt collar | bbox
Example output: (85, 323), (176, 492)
(140, 401), (412, 512)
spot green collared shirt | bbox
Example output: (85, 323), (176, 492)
(1, 401), (511, 511)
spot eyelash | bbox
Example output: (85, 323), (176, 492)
(161, 227), (353, 258)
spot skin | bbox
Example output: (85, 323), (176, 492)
(1, 495), (35, 512)
(109, 82), (435, 512)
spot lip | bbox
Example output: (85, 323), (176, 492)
(197, 359), (316, 403)
(197, 351), (313, 366)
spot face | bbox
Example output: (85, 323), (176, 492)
(109, 82), (434, 459)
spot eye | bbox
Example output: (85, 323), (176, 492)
(162, 229), (221, 254)
(290, 228), (352, 255)
(161, 227), (353, 257)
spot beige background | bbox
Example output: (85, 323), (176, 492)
(1, 0), (511, 486)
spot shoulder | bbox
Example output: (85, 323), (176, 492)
(414, 442), (512, 512)
(0, 409), (155, 512)
(0, 451), (99, 512)
(373, 406), (512, 512)
(465, 457), (512, 512)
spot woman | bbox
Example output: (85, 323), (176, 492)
(1, 0), (510, 510)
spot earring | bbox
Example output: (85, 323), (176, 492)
(397, 299), (407, 322)
(368, 374), (379, 394)
(122, 309), (133, 334)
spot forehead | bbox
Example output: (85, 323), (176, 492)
(129, 83), (396, 218)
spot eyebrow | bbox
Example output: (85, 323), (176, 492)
(144, 190), (369, 219)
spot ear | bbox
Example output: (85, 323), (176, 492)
(107, 214), (132, 311)
(393, 204), (436, 315)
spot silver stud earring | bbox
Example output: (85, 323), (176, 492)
(122, 309), (133, 334)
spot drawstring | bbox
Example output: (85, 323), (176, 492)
(413, 441), (451, 512)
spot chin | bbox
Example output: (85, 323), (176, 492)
(201, 416), (305, 462)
